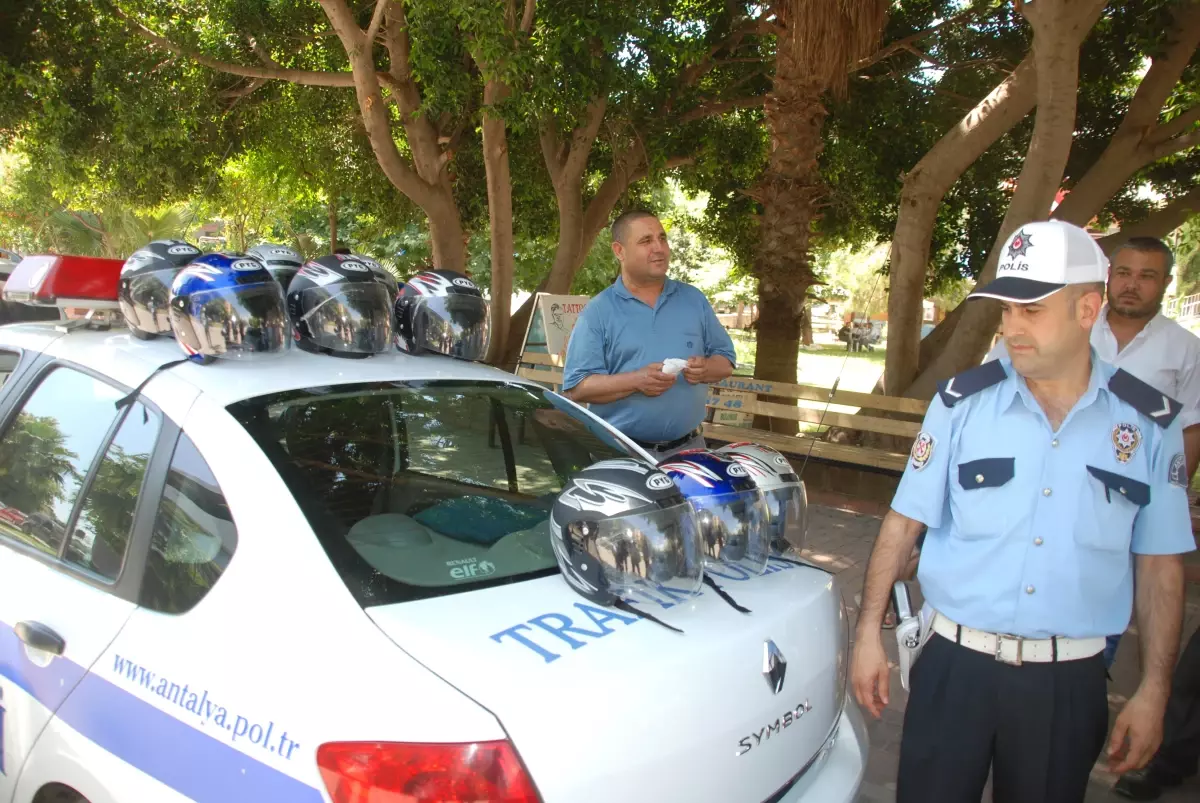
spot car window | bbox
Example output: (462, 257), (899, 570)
(0, 366), (124, 557)
(64, 402), (161, 580)
(0, 350), (19, 386)
(140, 434), (238, 614)
(228, 381), (632, 606)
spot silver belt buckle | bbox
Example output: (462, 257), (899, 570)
(995, 634), (1023, 666)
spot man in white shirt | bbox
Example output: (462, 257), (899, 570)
(989, 236), (1200, 478)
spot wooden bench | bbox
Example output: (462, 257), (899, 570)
(704, 378), (928, 472)
(513, 351), (929, 472)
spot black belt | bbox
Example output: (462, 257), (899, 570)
(631, 428), (701, 452)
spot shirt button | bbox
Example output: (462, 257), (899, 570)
(1026, 585), (1036, 594)
(1042, 488), (1052, 497)
(1051, 439), (1059, 448)
(1034, 537), (1044, 546)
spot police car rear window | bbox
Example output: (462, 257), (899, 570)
(228, 380), (631, 605)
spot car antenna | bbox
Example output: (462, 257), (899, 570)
(795, 267), (888, 481)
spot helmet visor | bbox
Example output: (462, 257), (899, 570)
(562, 501), (703, 598)
(269, 267), (299, 289)
(177, 282), (289, 359)
(762, 484), (807, 553)
(119, 268), (175, 335)
(690, 489), (771, 574)
(299, 283), (394, 354)
(411, 294), (490, 361)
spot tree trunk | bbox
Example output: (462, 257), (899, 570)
(328, 196), (339, 253)
(751, 57), (826, 434)
(736, 301), (745, 329)
(481, 78), (515, 364)
(801, 304), (813, 346)
(903, 0), (1102, 401)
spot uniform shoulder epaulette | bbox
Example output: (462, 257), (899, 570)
(936, 359), (1007, 408)
(1108, 368), (1182, 428)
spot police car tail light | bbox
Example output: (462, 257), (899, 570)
(316, 740), (541, 803)
(2, 254), (122, 309)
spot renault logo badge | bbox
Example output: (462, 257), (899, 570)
(763, 640), (787, 694)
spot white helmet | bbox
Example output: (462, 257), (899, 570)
(714, 442), (807, 553)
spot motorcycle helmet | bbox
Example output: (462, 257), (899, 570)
(659, 449), (771, 575)
(118, 239), (201, 339)
(286, 254), (394, 358)
(339, 252), (399, 298)
(715, 442), (807, 553)
(246, 243), (304, 289)
(168, 252), (289, 364)
(394, 269), (490, 361)
(550, 458), (703, 605)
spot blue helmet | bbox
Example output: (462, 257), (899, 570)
(168, 252), (289, 363)
(659, 449), (770, 575)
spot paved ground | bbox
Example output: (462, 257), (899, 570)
(799, 502), (1200, 803)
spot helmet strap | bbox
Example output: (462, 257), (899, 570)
(613, 599), (684, 634)
(702, 574), (752, 614)
(115, 358), (190, 415)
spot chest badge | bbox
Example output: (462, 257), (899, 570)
(1112, 423), (1142, 464)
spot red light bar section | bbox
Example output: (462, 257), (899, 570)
(2, 254), (123, 309)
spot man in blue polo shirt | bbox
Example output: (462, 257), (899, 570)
(562, 210), (736, 459)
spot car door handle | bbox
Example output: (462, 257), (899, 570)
(15, 621), (65, 655)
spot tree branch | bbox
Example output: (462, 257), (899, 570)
(1151, 103), (1200, 145)
(561, 98), (608, 182)
(1153, 126), (1200, 161)
(520, 0), (536, 34)
(851, 2), (990, 74)
(1098, 188), (1200, 253)
(365, 0), (388, 44)
(378, 1), (426, 118)
(1119, 2), (1200, 135)
(116, 7), (359, 87)
(678, 15), (778, 89)
(679, 95), (765, 123)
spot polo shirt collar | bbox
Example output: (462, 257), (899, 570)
(613, 275), (679, 305)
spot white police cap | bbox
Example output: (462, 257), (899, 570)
(969, 220), (1109, 303)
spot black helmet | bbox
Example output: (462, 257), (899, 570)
(342, 253), (399, 298)
(247, 243), (304, 289)
(394, 269), (490, 361)
(118, 239), (201, 339)
(286, 254), (394, 358)
(549, 458), (703, 605)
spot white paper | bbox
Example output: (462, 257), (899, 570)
(662, 358), (688, 376)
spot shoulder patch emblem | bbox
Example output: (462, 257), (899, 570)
(1169, 453), (1188, 488)
(910, 432), (935, 471)
(936, 359), (1007, 408)
(1108, 369), (1182, 428)
(1112, 423), (1142, 464)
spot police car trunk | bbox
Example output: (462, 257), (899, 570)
(225, 365), (855, 803)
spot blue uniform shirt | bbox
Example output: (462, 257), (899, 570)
(562, 277), (737, 443)
(892, 354), (1195, 640)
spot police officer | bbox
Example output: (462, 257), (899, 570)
(562, 210), (736, 459)
(851, 220), (1195, 803)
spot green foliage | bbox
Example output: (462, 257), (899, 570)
(0, 412), (78, 516)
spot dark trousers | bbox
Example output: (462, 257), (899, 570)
(897, 634), (1109, 803)
(1148, 624), (1200, 781)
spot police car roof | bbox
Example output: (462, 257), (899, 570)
(0, 321), (523, 407)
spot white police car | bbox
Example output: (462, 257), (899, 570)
(0, 258), (867, 803)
